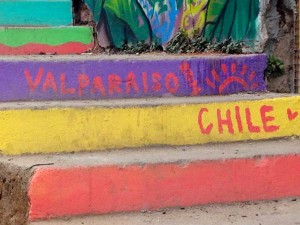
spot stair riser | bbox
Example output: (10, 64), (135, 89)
(0, 55), (266, 101)
(0, 0), (73, 26)
(28, 154), (300, 221)
(1, 96), (299, 155)
(0, 27), (93, 55)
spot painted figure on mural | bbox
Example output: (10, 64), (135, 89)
(84, 0), (259, 48)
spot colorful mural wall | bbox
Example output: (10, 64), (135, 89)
(85, 0), (260, 47)
(0, 0), (260, 53)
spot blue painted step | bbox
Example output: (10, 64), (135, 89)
(0, 0), (73, 26)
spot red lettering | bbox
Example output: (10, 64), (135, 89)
(142, 72), (149, 93)
(42, 72), (57, 93)
(152, 72), (161, 92)
(108, 74), (122, 95)
(165, 73), (179, 94)
(126, 71), (139, 94)
(78, 74), (90, 96)
(217, 109), (234, 134)
(260, 105), (280, 132)
(287, 109), (299, 121)
(91, 76), (106, 96)
(24, 68), (44, 91)
(221, 63), (228, 74)
(235, 106), (243, 133)
(198, 108), (213, 134)
(245, 108), (261, 133)
(179, 61), (201, 95)
(60, 74), (76, 94)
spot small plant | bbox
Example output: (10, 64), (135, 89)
(222, 40), (243, 54)
(165, 30), (191, 53)
(190, 32), (209, 53)
(166, 31), (244, 54)
(120, 42), (163, 54)
(264, 55), (285, 79)
(116, 31), (245, 54)
(206, 39), (243, 54)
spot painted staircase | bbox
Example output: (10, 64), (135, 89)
(1, 54), (300, 225)
(1, 2), (300, 225)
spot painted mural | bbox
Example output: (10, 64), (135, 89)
(84, 0), (260, 47)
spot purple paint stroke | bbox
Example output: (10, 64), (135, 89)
(0, 54), (267, 102)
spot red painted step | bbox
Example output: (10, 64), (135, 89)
(1, 139), (300, 224)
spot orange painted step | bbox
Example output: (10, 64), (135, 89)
(1, 139), (300, 225)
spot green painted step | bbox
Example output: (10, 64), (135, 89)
(0, 26), (94, 55)
(0, 27), (92, 46)
(0, 0), (73, 26)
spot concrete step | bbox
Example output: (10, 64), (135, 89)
(30, 198), (300, 225)
(0, 54), (266, 100)
(0, 0), (73, 26)
(0, 27), (94, 55)
(1, 139), (300, 224)
(0, 93), (299, 155)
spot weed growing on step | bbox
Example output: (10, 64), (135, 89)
(264, 55), (285, 79)
(165, 30), (192, 53)
(120, 42), (163, 54)
(165, 30), (244, 54)
(110, 30), (244, 55)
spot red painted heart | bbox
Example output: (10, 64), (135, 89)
(287, 109), (299, 121)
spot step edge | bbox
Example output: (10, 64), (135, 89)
(0, 53), (267, 62)
(0, 93), (296, 110)
(1, 138), (300, 169)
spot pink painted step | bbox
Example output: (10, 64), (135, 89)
(1, 139), (300, 224)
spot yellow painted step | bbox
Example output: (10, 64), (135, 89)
(0, 94), (299, 155)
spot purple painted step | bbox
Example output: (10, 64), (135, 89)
(0, 54), (266, 101)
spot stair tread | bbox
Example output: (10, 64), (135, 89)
(2, 138), (300, 169)
(0, 53), (265, 61)
(29, 198), (300, 225)
(0, 93), (293, 110)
